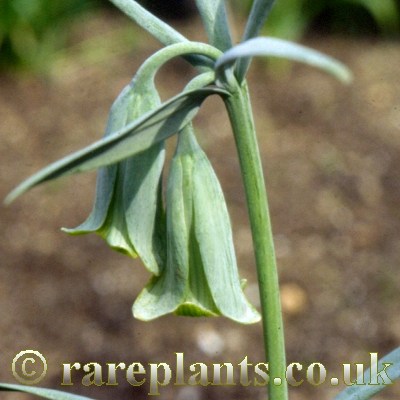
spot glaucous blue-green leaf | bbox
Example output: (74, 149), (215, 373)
(215, 36), (352, 85)
(63, 75), (166, 274)
(5, 42), (222, 207)
(236, 0), (276, 80)
(133, 125), (260, 324)
(334, 347), (400, 400)
(241, 0), (277, 41)
(5, 86), (227, 206)
(0, 383), (95, 400)
(108, 0), (212, 69)
(194, 0), (232, 51)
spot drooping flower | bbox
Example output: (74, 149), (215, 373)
(63, 80), (166, 276)
(133, 124), (260, 324)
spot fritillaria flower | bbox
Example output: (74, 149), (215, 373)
(63, 81), (165, 276)
(133, 125), (260, 324)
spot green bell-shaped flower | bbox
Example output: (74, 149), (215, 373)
(63, 80), (166, 276)
(133, 124), (260, 324)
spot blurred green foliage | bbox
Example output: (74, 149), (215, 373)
(1, 0), (399, 73)
(0, 0), (99, 71)
(232, 0), (400, 39)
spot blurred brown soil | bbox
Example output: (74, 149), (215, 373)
(0, 11), (399, 400)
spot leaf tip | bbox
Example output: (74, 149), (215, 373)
(332, 63), (353, 85)
(3, 188), (19, 206)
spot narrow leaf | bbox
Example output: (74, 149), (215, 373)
(108, 0), (212, 69)
(5, 87), (227, 205)
(194, 0), (232, 51)
(236, 0), (277, 80)
(335, 347), (400, 400)
(241, 0), (277, 42)
(108, 0), (186, 44)
(0, 383), (95, 400)
(216, 37), (352, 84)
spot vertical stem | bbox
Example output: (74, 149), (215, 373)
(224, 81), (288, 400)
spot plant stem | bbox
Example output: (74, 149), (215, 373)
(224, 81), (288, 400)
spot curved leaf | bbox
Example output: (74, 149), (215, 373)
(334, 347), (400, 400)
(0, 383), (95, 400)
(5, 86), (228, 205)
(194, 0), (232, 51)
(216, 36), (352, 84)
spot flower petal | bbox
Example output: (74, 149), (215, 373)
(190, 133), (261, 324)
(134, 125), (260, 324)
(64, 79), (166, 275)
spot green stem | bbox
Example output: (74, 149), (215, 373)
(224, 81), (288, 400)
(135, 41), (221, 85)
